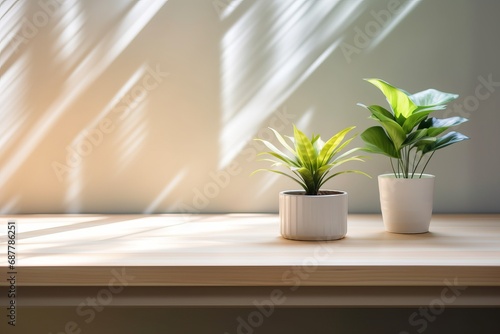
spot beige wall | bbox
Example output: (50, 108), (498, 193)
(1, 0), (499, 214)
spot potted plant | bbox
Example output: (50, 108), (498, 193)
(358, 78), (469, 233)
(253, 125), (368, 241)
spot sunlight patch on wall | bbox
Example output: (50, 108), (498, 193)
(0, 0), (19, 21)
(66, 0), (168, 93)
(0, 1), (28, 161)
(0, 0), (24, 69)
(143, 169), (187, 214)
(0, 195), (20, 214)
(0, 53), (29, 157)
(53, 0), (86, 71)
(64, 163), (82, 213)
(214, 0), (244, 21)
(61, 65), (148, 210)
(0, 0), (167, 189)
(294, 107), (315, 131)
(218, 0), (365, 169)
(115, 102), (148, 174)
(101, 64), (148, 120)
(366, 0), (422, 52)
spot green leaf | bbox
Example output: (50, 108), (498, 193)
(402, 110), (434, 133)
(402, 129), (431, 147)
(420, 131), (469, 154)
(360, 126), (399, 158)
(254, 139), (293, 163)
(311, 134), (321, 146)
(293, 167), (317, 195)
(269, 128), (296, 156)
(361, 105), (406, 149)
(364, 78), (417, 119)
(313, 136), (325, 156)
(365, 105), (397, 122)
(293, 125), (317, 170)
(358, 104), (394, 119)
(330, 155), (366, 168)
(418, 117), (468, 136)
(380, 119), (406, 150)
(413, 104), (447, 113)
(409, 89), (459, 107)
(256, 151), (298, 168)
(332, 146), (363, 163)
(329, 136), (356, 160)
(317, 126), (355, 166)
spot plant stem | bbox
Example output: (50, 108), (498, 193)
(390, 158), (397, 177)
(412, 150), (426, 178)
(401, 148), (406, 178)
(405, 146), (411, 178)
(419, 151), (436, 178)
(399, 154), (404, 178)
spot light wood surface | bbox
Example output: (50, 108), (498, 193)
(1, 214), (500, 287)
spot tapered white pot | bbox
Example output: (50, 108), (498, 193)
(279, 190), (347, 241)
(378, 174), (435, 234)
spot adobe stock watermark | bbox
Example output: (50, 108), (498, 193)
(48, 268), (135, 334)
(341, 0), (407, 64)
(224, 241), (334, 334)
(444, 74), (500, 118)
(51, 64), (168, 182)
(174, 106), (296, 215)
(7, 0), (64, 54)
(399, 277), (467, 334)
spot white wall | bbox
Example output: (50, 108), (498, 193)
(1, 0), (499, 214)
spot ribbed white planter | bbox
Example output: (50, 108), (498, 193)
(378, 173), (435, 234)
(279, 190), (348, 241)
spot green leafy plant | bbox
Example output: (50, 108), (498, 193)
(359, 78), (469, 178)
(252, 125), (369, 195)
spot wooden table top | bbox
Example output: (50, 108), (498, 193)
(1, 214), (499, 286)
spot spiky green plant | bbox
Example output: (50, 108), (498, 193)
(359, 78), (469, 178)
(252, 125), (369, 195)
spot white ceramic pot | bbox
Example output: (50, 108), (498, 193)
(378, 173), (435, 233)
(279, 190), (348, 241)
